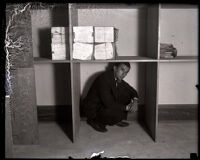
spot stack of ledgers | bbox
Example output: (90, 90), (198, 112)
(160, 43), (177, 58)
(73, 26), (115, 60)
(51, 27), (67, 60)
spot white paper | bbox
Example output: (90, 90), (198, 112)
(95, 27), (114, 43)
(51, 44), (66, 52)
(73, 26), (93, 33)
(73, 42), (93, 60)
(73, 26), (94, 43)
(51, 34), (66, 44)
(94, 43), (114, 60)
(51, 44), (66, 60)
(52, 54), (66, 60)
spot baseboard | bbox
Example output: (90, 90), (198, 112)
(158, 104), (198, 121)
(37, 105), (72, 122)
(37, 104), (198, 122)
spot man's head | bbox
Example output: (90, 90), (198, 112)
(113, 62), (131, 82)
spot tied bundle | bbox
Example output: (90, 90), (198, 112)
(160, 43), (177, 58)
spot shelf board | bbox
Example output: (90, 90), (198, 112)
(34, 56), (198, 63)
(159, 56), (198, 62)
(73, 3), (148, 9)
(161, 4), (198, 9)
(34, 57), (70, 64)
(72, 56), (158, 63)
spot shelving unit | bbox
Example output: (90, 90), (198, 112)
(9, 3), (197, 144)
(67, 3), (160, 142)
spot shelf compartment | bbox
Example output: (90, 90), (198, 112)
(31, 8), (70, 60)
(69, 3), (160, 59)
(158, 62), (198, 104)
(160, 6), (198, 57)
(34, 63), (72, 106)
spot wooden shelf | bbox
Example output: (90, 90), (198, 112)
(159, 56), (198, 62)
(34, 57), (70, 64)
(72, 56), (158, 63)
(161, 4), (198, 9)
(73, 3), (149, 9)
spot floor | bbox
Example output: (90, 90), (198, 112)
(11, 120), (198, 159)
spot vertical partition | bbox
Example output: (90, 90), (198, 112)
(69, 4), (81, 142)
(145, 4), (160, 141)
(70, 62), (81, 142)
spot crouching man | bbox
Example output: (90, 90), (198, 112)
(83, 62), (139, 132)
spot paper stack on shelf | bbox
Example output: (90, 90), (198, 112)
(94, 43), (114, 60)
(72, 26), (116, 60)
(160, 43), (177, 58)
(51, 27), (67, 60)
(94, 27), (115, 59)
(73, 42), (93, 60)
(73, 26), (94, 60)
(73, 26), (94, 43)
(51, 43), (66, 60)
(95, 27), (114, 43)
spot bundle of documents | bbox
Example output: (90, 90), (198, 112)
(72, 26), (115, 60)
(51, 27), (67, 60)
(73, 43), (93, 60)
(51, 43), (66, 60)
(160, 43), (177, 58)
(73, 26), (94, 43)
(94, 43), (114, 60)
(95, 27), (114, 43)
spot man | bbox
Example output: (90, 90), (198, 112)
(83, 62), (139, 132)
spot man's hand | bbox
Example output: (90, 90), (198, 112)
(125, 99), (138, 112)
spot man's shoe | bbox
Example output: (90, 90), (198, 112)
(116, 121), (129, 127)
(87, 119), (108, 132)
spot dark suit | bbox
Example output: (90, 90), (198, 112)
(83, 69), (138, 125)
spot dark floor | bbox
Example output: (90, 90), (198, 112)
(11, 120), (198, 158)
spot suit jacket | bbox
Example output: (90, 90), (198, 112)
(83, 69), (139, 119)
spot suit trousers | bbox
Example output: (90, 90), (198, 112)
(95, 106), (127, 125)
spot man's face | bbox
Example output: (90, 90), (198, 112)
(114, 64), (130, 82)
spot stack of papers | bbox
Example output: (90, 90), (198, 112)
(51, 43), (66, 60)
(95, 27), (114, 43)
(51, 27), (67, 44)
(73, 43), (93, 60)
(72, 26), (115, 60)
(73, 26), (94, 43)
(94, 43), (114, 60)
(51, 27), (68, 60)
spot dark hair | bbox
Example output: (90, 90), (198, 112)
(113, 62), (131, 69)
